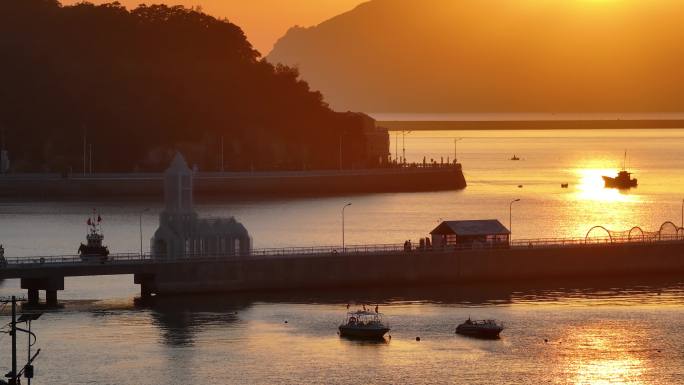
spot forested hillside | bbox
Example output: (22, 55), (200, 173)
(0, 0), (380, 172)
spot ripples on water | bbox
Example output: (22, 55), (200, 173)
(1, 129), (684, 383)
(0, 278), (681, 384)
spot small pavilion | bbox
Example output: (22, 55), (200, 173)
(430, 220), (510, 249)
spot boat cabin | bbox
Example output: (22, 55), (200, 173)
(430, 219), (510, 249)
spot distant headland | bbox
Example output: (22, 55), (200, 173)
(380, 120), (684, 131)
(268, 0), (684, 113)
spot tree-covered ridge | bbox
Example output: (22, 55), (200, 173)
(0, 0), (379, 172)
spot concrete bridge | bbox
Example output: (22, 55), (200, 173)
(2, 236), (684, 306)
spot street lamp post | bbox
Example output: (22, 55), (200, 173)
(402, 131), (411, 164)
(139, 208), (150, 257)
(342, 203), (352, 251)
(509, 199), (520, 242)
(454, 138), (463, 163)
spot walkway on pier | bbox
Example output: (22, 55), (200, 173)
(4, 233), (684, 271)
(2, 234), (683, 306)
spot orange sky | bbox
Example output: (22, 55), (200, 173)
(61, 0), (365, 55)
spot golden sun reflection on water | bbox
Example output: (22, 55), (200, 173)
(561, 324), (649, 385)
(574, 168), (640, 203)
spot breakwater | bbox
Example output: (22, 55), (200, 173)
(4, 237), (683, 303)
(0, 165), (466, 198)
(139, 240), (684, 295)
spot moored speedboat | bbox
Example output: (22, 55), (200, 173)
(455, 318), (503, 339)
(339, 308), (390, 340)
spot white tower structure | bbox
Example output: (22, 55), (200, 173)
(164, 152), (193, 212)
(152, 152), (251, 258)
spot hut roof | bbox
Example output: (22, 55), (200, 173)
(430, 220), (510, 236)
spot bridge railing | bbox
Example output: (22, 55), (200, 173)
(3, 253), (151, 266)
(3, 234), (684, 268)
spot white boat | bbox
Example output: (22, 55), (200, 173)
(339, 308), (390, 340)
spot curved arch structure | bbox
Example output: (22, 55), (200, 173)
(585, 226), (612, 243)
(659, 221), (679, 240)
(584, 222), (684, 244)
(628, 226), (644, 242)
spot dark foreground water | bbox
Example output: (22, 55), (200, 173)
(1, 279), (683, 384)
(1, 129), (684, 384)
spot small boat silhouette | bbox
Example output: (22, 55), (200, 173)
(456, 318), (504, 339)
(603, 151), (637, 189)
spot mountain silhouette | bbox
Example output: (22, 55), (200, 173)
(268, 0), (684, 113)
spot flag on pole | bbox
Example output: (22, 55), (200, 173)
(97, 214), (102, 223)
(87, 218), (91, 226)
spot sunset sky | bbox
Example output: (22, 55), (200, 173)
(61, 0), (365, 54)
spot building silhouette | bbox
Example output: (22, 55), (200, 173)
(152, 153), (251, 258)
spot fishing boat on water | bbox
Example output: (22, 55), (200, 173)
(603, 170), (637, 189)
(455, 318), (504, 339)
(78, 211), (110, 262)
(339, 307), (390, 340)
(602, 151), (637, 189)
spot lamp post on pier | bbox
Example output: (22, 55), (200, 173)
(342, 203), (352, 251)
(139, 208), (150, 257)
(454, 138), (463, 163)
(509, 199), (520, 242)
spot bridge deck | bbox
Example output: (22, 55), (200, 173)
(2, 235), (683, 280)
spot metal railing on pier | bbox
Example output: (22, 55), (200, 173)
(3, 234), (684, 269)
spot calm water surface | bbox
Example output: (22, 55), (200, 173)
(0, 129), (683, 384)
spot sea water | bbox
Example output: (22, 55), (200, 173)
(0, 128), (683, 384)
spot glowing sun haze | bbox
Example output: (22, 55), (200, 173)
(59, 0), (365, 54)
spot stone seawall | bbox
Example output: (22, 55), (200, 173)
(0, 165), (466, 198)
(141, 241), (684, 295)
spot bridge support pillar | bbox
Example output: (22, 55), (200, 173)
(46, 290), (58, 306)
(27, 289), (39, 305)
(134, 273), (156, 298)
(140, 284), (153, 298)
(21, 276), (64, 307)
